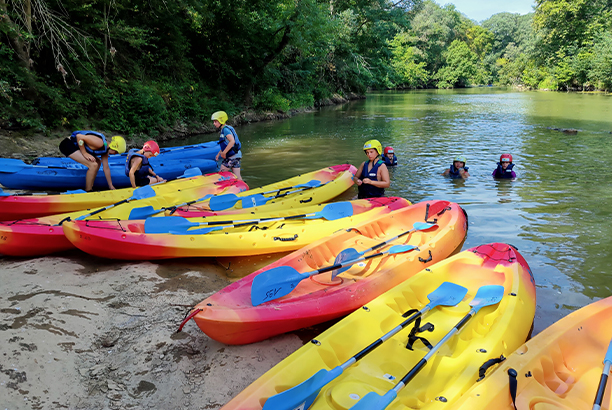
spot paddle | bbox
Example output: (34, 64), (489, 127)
(57, 185), (157, 224)
(261, 282), (468, 410)
(251, 244), (418, 306)
(349, 285), (505, 410)
(0, 158), (30, 174)
(331, 221), (437, 279)
(208, 180), (321, 211)
(143, 202), (354, 234)
(241, 182), (324, 209)
(593, 338), (612, 410)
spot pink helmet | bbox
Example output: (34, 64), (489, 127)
(143, 140), (160, 156)
(500, 153), (513, 163)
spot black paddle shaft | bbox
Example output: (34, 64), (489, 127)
(594, 372), (609, 406)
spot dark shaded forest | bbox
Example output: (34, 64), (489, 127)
(1, 0), (611, 135)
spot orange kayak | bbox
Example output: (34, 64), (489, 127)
(185, 200), (468, 345)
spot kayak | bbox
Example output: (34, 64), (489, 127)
(0, 174), (247, 257)
(0, 169), (205, 221)
(447, 296), (612, 410)
(0, 157), (218, 190)
(185, 199), (468, 345)
(32, 139), (220, 165)
(219, 243), (537, 410)
(169, 164), (357, 216)
(62, 197), (412, 260)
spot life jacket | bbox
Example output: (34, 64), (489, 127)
(448, 164), (469, 178)
(358, 159), (385, 198)
(219, 125), (242, 156)
(494, 162), (515, 179)
(70, 130), (108, 157)
(125, 149), (153, 179)
(383, 154), (398, 166)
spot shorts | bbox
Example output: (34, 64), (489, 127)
(59, 138), (79, 157)
(135, 176), (150, 187)
(221, 157), (241, 169)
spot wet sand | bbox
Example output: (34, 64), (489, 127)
(0, 250), (319, 409)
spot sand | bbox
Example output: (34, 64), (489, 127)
(0, 251), (309, 410)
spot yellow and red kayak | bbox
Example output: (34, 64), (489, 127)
(186, 200), (468, 345)
(170, 164), (357, 217)
(220, 243), (536, 410)
(0, 174), (246, 257)
(447, 296), (612, 410)
(62, 197), (412, 260)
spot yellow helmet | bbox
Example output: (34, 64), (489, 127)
(109, 136), (126, 154)
(363, 139), (382, 156)
(211, 111), (228, 125)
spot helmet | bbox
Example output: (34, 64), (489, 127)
(384, 146), (394, 155)
(363, 139), (382, 156)
(143, 140), (160, 156)
(500, 154), (513, 163)
(211, 111), (228, 125)
(109, 136), (126, 154)
(454, 155), (467, 164)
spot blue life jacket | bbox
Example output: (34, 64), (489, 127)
(219, 125), (242, 156)
(70, 130), (108, 157)
(448, 164), (469, 178)
(494, 162), (515, 179)
(358, 159), (385, 199)
(383, 154), (398, 166)
(125, 149), (153, 179)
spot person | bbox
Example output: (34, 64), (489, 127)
(383, 146), (398, 166)
(442, 155), (470, 179)
(492, 153), (516, 179)
(59, 130), (126, 191)
(353, 139), (390, 199)
(212, 111), (243, 180)
(125, 140), (165, 188)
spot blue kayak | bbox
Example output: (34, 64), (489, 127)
(0, 158), (219, 190)
(32, 140), (220, 167)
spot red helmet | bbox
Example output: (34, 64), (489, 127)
(500, 154), (512, 163)
(384, 146), (394, 155)
(143, 140), (160, 156)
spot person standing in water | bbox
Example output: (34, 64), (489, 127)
(492, 153), (516, 179)
(353, 139), (390, 198)
(442, 155), (470, 179)
(212, 111), (243, 180)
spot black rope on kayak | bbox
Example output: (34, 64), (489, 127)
(477, 355), (506, 381)
(299, 197), (313, 203)
(405, 316), (434, 351)
(424, 203), (451, 224)
(508, 368), (518, 410)
(273, 234), (298, 242)
(418, 250), (433, 263)
(84, 219), (125, 231)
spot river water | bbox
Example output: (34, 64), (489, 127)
(184, 88), (612, 335)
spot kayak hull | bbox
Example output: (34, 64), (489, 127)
(220, 243), (537, 410)
(190, 200), (469, 345)
(62, 197), (412, 259)
(448, 296), (612, 410)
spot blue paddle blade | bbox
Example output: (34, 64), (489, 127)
(0, 158), (29, 173)
(262, 367), (342, 410)
(413, 221), (436, 231)
(133, 185), (156, 200)
(427, 282), (468, 307)
(469, 285), (505, 312)
(62, 189), (87, 195)
(304, 202), (354, 220)
(209, 193), (240, 211)
(331, 248), (362, 279)
(0, 188), (12, 196)
(605, 338), (612, 365)
(350, 389), (398, 410)
(144, 216), (198, 234)
(295, 180), (322, 189)
(251, 267), (307, 306)
(170, 226), (224, 235)
(129, 206), (163, 219)
(241, 194), (268, 208)
(181, 167), (202, 178)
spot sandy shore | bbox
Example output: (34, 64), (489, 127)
(0, 250), (315, 410)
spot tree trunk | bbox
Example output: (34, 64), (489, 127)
(0, 0), (32, 68)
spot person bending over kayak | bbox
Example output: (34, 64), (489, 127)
(492, 153), (516, 179)
(442, 155), (470, 179)
(59, 130), (126, 191)
(383, 146), (398, 166)
(212, 111), (243, 180)
(125, 140), (165, 188)
(353, 139), (390, 199)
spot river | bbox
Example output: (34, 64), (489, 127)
(182, 88), (612, 335)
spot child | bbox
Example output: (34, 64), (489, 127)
(492, 154), (516, 179)
(59, 131), (126, 191)
(442, 156), (470, 179)
(212, 111), (243, 180)
(383, 146), (398, 166)
(353, 139), (390, 198)
(125, 140), (165, 188)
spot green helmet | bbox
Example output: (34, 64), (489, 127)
(454, 155), (467, 164)
(211, 111), (228, 125)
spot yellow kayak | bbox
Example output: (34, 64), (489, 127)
(221, 243), (537, 410)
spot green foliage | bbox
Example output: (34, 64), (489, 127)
(434, 40), (477, 88)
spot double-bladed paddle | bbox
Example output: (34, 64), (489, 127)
(0, 158), (30, 174)
(261, 282), (468, 410)
(57, 185), (157, 224)
(331, 221), (437, 279)
(143, 202), (354, 234)
(349, 285), (505, 410)
(250, 244), (419, 306)
(208, 180), (322, 211)
(593, 338), (612, 410)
